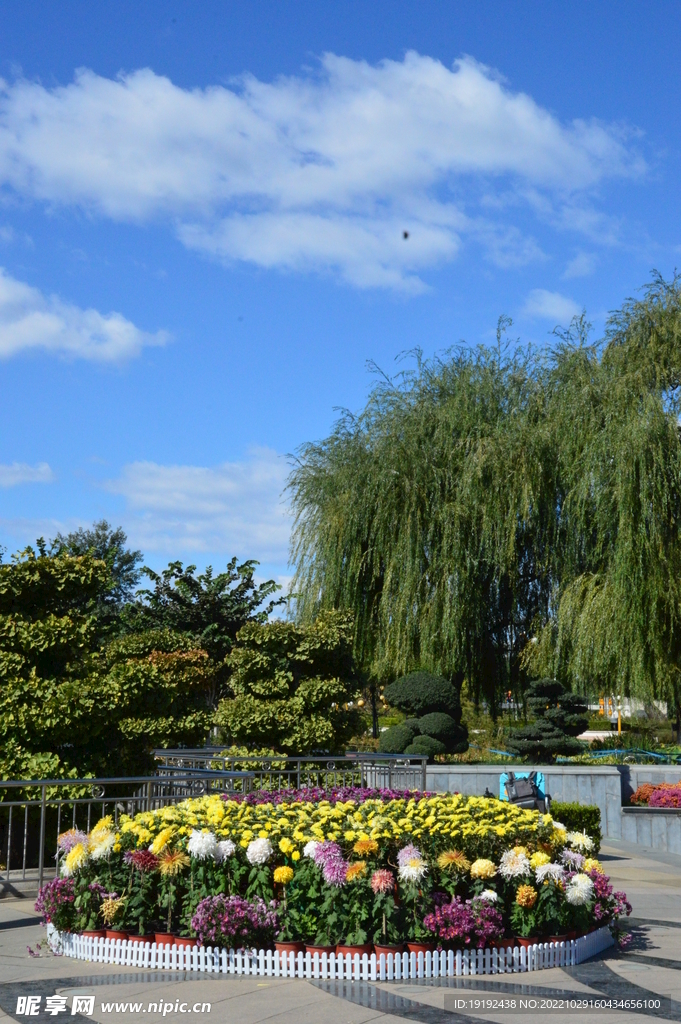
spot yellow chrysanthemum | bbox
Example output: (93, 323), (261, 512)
(158, 849), (190, 876)
(437, 850), (471, 872)
(291, 850), (301, 861)
(101, 896), (126, 925)
(353, 839), (378, 856)
(62, 842), (88, 876)
(583, 858), (603, 874)
(150, 827), (175, 855)
(345, 861), (367, 882)
(470, 858), (497, 879)
(515, 884), (538, 909)
(273, 866), (294, 884)
(530, 851), (550, 869)
(279, 837), (294, 854)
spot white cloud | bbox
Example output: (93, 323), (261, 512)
(562, 252), (597, 279)
(0, 268), (168, 360)
(106, 447), (290, 562)
(523, 288), (581, 322)
(0, 54), (644, 290)
(0, 461), (54, 486)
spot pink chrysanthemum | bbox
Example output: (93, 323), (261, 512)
(370, 869), (395, 894)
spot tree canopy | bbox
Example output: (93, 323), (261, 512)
(288, 276), (681, 723)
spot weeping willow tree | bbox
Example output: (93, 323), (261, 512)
(288, 276), (681, 728)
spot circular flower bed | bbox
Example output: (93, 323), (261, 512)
(36, 790), (630, 950)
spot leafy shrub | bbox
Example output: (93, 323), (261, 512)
(551, 802), (602, 852)
(417, 712), (468, 753)
(378, 722), (419, 753)
(405, 735), (446, 757)
(384, 672), (462, 721)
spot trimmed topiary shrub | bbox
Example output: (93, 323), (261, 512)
(417, 712), (468, 754)
(405, 734), (446, 757)
(381, 672), (469, 758)
(506, 679), (588, 761)
(378, 722), (418, 753)
(550, 802), (602, 852)
(384, 672), (462, 721)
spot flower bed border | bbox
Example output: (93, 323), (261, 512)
(46, 925), (614, 979)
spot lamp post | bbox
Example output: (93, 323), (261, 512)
(617, 694), (622, 737)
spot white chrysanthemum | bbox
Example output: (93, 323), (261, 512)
(215, 839), (236, 862)
(567, 830), (594, 852)
(398, 857), (427, 883)
(478, 889), (498, 902)
(553, 821), (567, 831)
(303, 840), (319, 859)
(499, 849), (531, 879)
(566, 873), (594, 906)
(89, 832), (115, 861)
(187, 829), (217, 860)
(246, 837), (273, 865)
(535, 862), (565, 883)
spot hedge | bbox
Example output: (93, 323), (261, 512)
(551, 802), (601, 852)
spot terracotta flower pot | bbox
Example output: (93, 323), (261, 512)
(275, 941), (305, 955)
(306, 945), (335, 956)
(336, 944), (373, 957)
(127, 934), (154, 944)
(406, 941), (436, 955)
(105, 930), (128, 941)
(567, 931), (578, 940)
(515, 936), (538, 949)
(81, 930), (106, 938)
(488, 939), (510, 949)
(374, 944), (404, 957)
(174, 936), (198, 948)
(154, 932), (176, 946)
(548, 935), (569, 944)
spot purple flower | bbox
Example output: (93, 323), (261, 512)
(35, 878), (75, 924)
(313, 842), (348, 886)
(424, 897), (474, 944)
(191, 895), (278, 948)
(397, 844), (423, 866)
(222, 786), (433, 806)
(560, 849), (584, 869)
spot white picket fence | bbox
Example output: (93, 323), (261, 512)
(47, 926), (613, 979)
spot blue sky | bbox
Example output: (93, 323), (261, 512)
(0, 1), (680, 588)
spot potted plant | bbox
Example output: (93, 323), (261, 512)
(156, 848), (190, 944)
(35, 878), (77, 933)
(396, 845), (435, 954)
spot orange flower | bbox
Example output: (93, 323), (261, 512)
(158, 849), (190, 877)
(345, 861), (367, 882)
(353, 839), (379, 856)
(515, 884), (538, 909)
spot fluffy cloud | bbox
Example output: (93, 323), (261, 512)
(0, 268), (168, 359)
(0, 461), (54, 486)
(562, 252), (597, 279)
(0, 54), (644, 290)
(523, 288), (581, 322)
(106, 447), (290, 561)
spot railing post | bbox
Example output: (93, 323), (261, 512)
(421, 757), (427, 793)
(38, 783), (47, 892)
(147, 781), (154, 813)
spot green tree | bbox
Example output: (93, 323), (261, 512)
(0, 548), (212, 779)
(215, 610), (361, 753)
(52, 520), (143, 608)
(288, 277), (681, 734)
(122, 559), (282, 706)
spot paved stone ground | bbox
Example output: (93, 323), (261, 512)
(1, 840), (679, 1024)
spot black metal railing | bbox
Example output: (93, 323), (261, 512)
(153, 750), (428, 794)
(0, 771), (253, 892)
